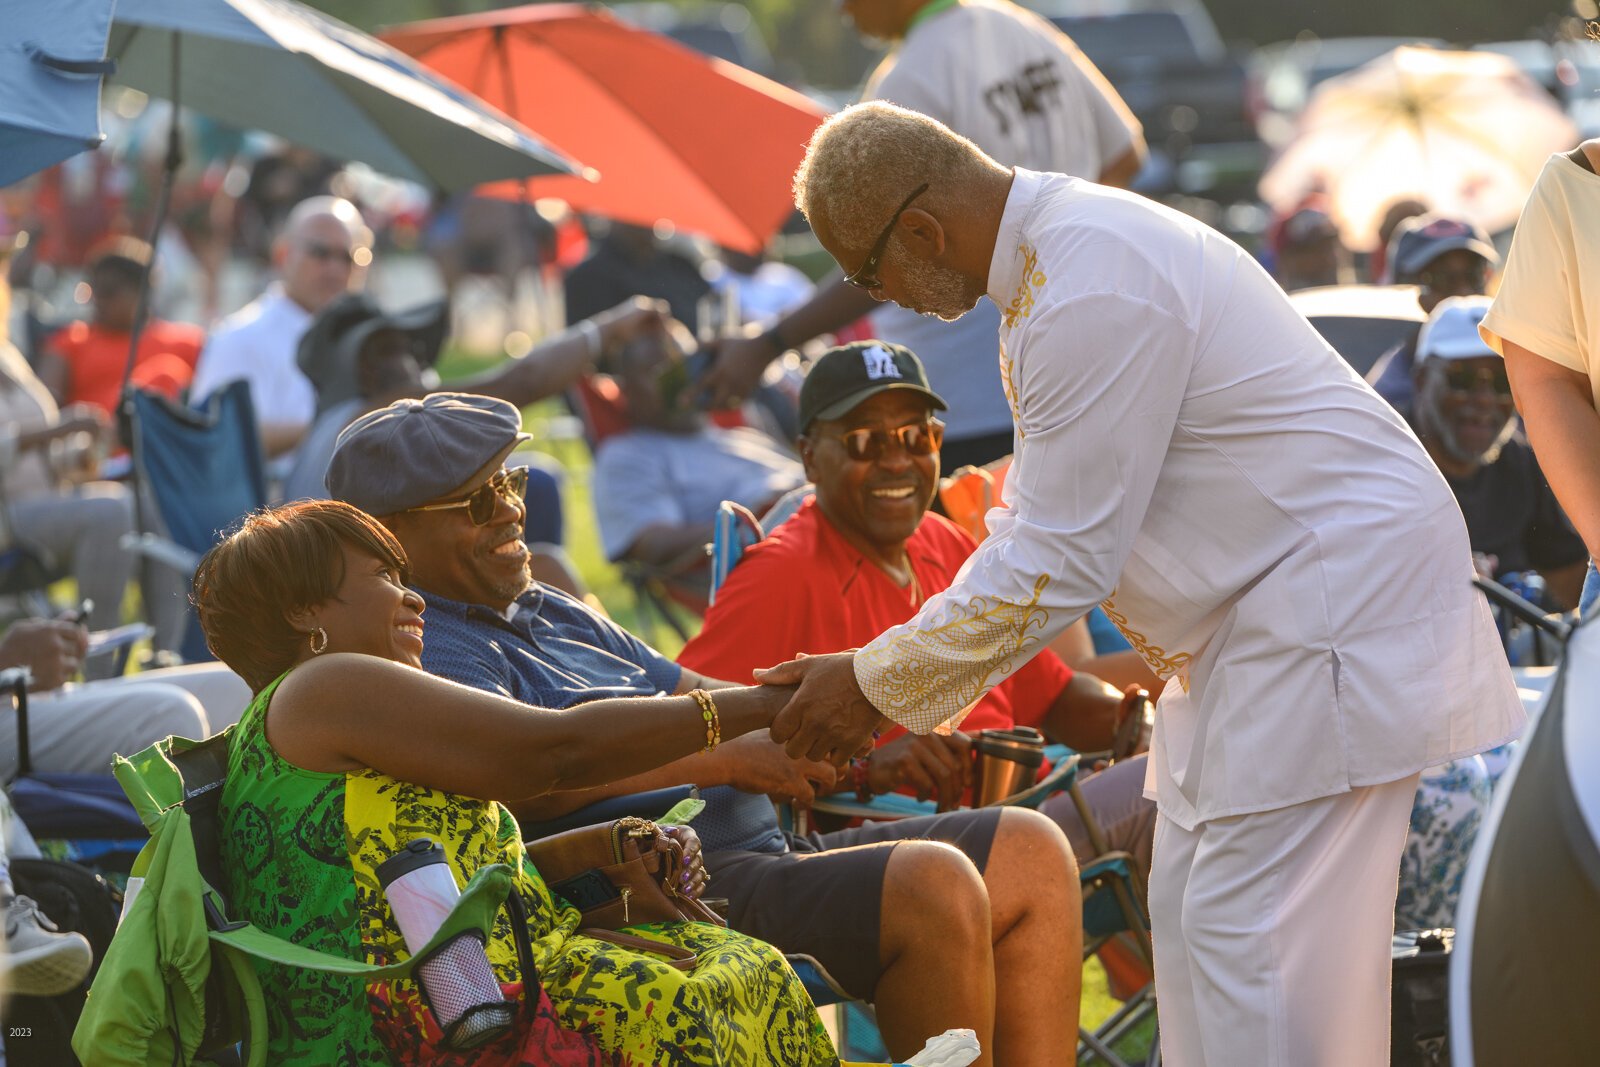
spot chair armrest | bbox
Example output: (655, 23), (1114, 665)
(521, 785), (697, 841)
(120, 531), (201, 574)
(806, 750), (1081, 825)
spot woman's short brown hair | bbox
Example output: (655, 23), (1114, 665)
(194, 500), (409, 693)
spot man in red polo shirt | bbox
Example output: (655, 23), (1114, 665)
(679, 341), (1155, 879)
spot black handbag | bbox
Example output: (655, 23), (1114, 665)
(1392, 928), (1452, 1066)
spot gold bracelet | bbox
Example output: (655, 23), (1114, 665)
(689, 689), (721, 752)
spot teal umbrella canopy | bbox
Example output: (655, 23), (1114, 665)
(108, 0), (582, 190)
(0, 0), (116, 187)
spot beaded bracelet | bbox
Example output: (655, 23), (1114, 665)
(852, 756), (873, 802)
(689, 689), (721, 753)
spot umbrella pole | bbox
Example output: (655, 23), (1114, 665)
(120, 33), (182, 394)
(494, 30), (546, 332)
(118, 31), (182, 660)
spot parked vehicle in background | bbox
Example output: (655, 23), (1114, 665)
(1246, 36), (1446, 149)
(1288, 283), (1426, 377)
(1036, 3), (1265, 197)
(1473, 38), (1600, 139)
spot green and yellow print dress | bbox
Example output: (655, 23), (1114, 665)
(218, 673), (839, 1066)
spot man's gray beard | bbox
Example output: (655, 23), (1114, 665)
(897, 251), (984, 322)
(1431, 410), (1517, 467)
(491, 562), (533, 605)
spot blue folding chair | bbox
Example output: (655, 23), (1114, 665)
(126, 380), (267, 663)
(2, 668), (147, 879)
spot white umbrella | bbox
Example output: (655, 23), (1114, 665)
(107, 0), (581, 191)
(1259, 46), (1578, 251)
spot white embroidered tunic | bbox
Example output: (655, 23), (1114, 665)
(854, 168), (1524, 828)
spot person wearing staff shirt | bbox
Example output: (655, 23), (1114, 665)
(759, 101), (1524, 1066)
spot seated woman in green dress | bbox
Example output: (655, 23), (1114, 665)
(193, 499), (839, 1066)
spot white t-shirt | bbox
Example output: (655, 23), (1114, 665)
(863, 0), (1143, 442)
(190, 286), (315, 430)
(854, 169), (1523, 827)
(0, 341), (60, 499)
(1480, 152), (1599, 410)
(867, 0), (1141, 181)
(592, 426), (805, 561)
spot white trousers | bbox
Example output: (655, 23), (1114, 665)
(0, 664), (251, 778)
(1149, 774), (1420, 1067)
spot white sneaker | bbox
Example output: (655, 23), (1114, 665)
(3, 895), (93, 997)
(903, 1028), (981, 1067)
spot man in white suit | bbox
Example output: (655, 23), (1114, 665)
(761, 102), (1525, 1065)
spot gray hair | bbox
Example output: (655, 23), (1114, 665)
(793, 102), (1005, 254)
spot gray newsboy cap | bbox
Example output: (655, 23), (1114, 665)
(326, 392), (531, 516)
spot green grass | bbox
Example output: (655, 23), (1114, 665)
(1079, 956), (1158, 1063)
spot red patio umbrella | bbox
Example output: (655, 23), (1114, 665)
(383, 4), (829, 253)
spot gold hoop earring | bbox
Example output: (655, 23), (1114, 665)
(309, 627), (329, 655)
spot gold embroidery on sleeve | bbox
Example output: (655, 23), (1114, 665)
(859, 575), (1053, 731)
(1000, 244), (1046, 328)
(1100, 592), (1192, 691)
(998, 339), (1024, 441)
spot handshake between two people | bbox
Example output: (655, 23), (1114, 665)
(731, 651), (888, 805)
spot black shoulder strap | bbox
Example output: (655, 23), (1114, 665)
(170, 734), (236, 921)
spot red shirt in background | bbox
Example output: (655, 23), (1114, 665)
(678, 497), (1072, 752)
(46, 320), (203, 415)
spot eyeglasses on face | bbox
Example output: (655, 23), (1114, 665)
(843, 183), (930, 291)
(825, 419), (944, 462)
(404, 466), (529, 525)
(1440, 364), (1511, 398)
(303, 240), (358, 266)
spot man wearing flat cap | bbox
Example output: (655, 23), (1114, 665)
(327, 392), (1086, 1063)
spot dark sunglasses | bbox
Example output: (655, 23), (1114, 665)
(303, 240), (358, 266)
(843, 183), (930, 291)
(1440, 364), (1511, 397)
(404, 466), (529, 526)
(825, 419), (944, 462)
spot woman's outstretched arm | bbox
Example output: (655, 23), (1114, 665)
(266, 653), (789, 802)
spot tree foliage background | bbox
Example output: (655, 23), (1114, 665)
(313, 0), (1591, 92)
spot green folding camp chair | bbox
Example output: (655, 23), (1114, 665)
(73, 730), (517, 1067)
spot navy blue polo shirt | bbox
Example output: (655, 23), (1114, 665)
(417, 584), (682, 706)
(417, 583), (785, 855)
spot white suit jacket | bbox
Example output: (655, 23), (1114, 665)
(856, 168), (1524, 828)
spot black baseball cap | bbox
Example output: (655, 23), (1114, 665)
(798, 341), (947, 431)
